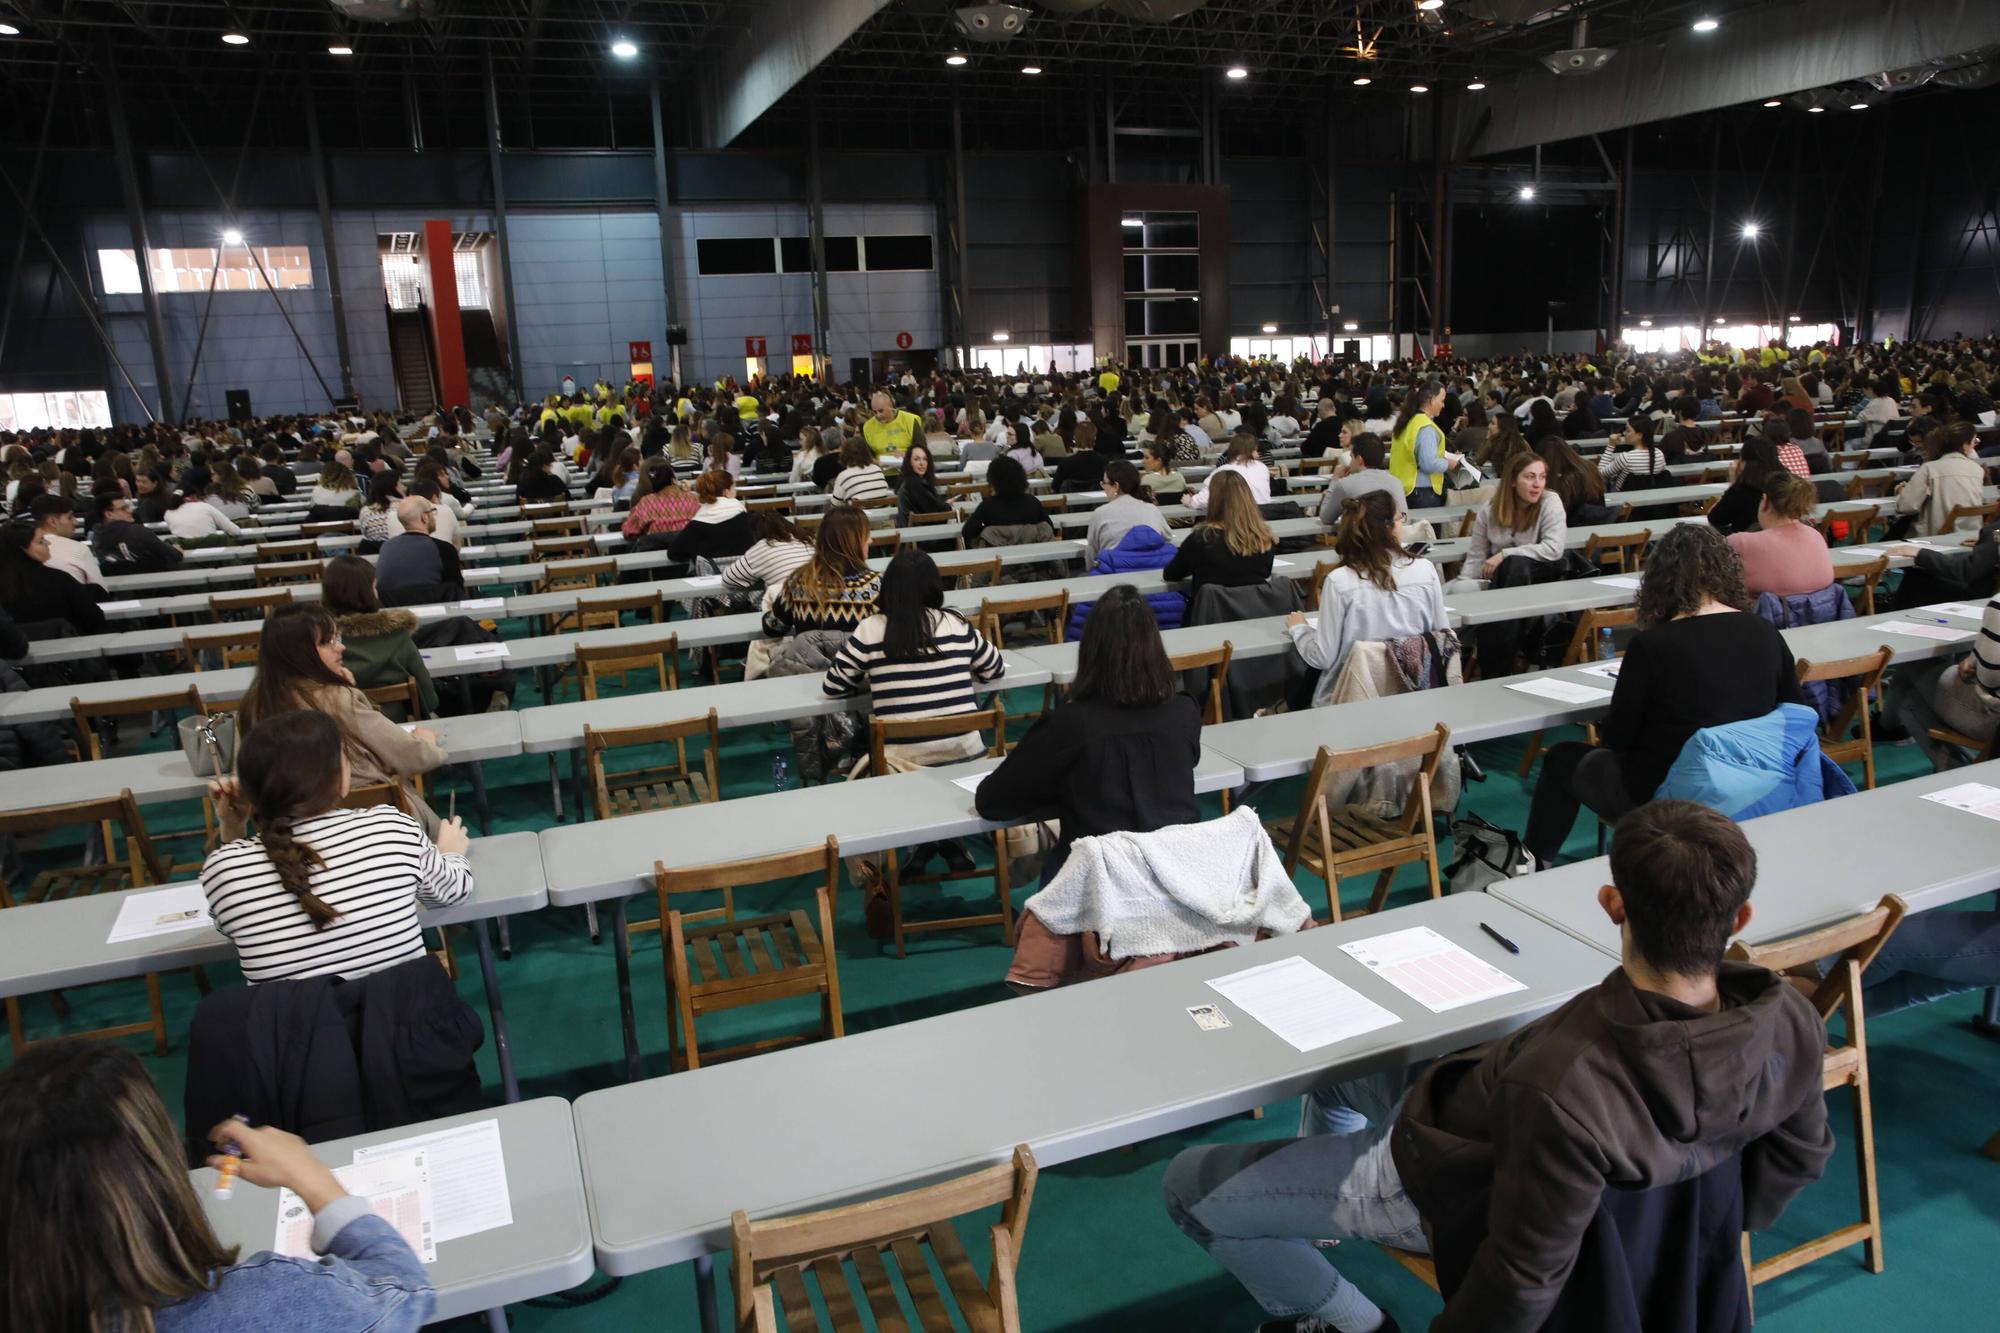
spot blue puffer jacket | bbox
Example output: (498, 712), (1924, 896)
(1753, 585), (1855, 725)
(1065, 526), (1187, 639)
(1653, 702), (1856, 821)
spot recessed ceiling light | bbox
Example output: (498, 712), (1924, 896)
(221, 229), (244, 246)
(1639, 319), (1653, 327)
(1741, 222), (1761, 238)
(611, 39), (639, 59)
(1020, 64), (1041, 75)
(1466, 79), (1486, 91)
(1761, 99), (1782, 107)
(992, 331), (1010, 342)
(945, 51), (968, 66)
(1352, 76), (1372, 86)
(1788, 314), (1802, 322)
(1848, 102), (1868, 111)
(1342, 321), (1359, 332)
(1261, 323), (1278, 334)
(1419, 0), (1444, 10)
(221, 31), (249, 46)
(1225, 65), (1249, 79)
(1807, 104), (1825, 113)
(1410, 83), (1429, 93)
(1692, 18), (1719, 33)
(0, 23), (22, 36)
(1121, 217), (1143, 228)
(1518, 185), (1536, 200)
(1714, 318), (1727, 325)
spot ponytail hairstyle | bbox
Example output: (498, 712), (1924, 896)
(1332, 490), (1405, 593)
(236, 709), (347, 928)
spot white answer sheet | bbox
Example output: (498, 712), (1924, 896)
(1505, 677), (1614, 704)
(1205, 955), (1400, 1053)
(106, 884), (214, 944)
(1339, 926), (1527, 1014)
(276, 1148), (437, 1263)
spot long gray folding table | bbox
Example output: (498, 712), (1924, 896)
(572, 893), (1615, 1331)
(0, 832), (545, 1101)
(539, 746), (1248, 1083)
(1492, 758), (2000, 961)
(196, 1098), (594, 1330)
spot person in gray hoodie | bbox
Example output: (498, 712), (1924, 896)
(1163, 799), (1831, 1333)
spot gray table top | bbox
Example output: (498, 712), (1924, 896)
(0, 831), (546, 999)
(539, 746), (1247, 907)
(195, 1098), (596, 1322)
(0, 712), (523, 814)
(571, 892), (1614, 1273)
(1493, 758), (2000, 960)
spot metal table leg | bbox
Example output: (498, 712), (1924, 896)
(612, 900), (641, 1082)
(546, 754), (565, 822)
(474, 920), (520, 1104)
(496, 916), (513, 960)
(484, 1306), (509, 1333)
(695, 1254), (719, 1333)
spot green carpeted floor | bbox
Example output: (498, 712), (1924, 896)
(12, 653), (1998, 1332)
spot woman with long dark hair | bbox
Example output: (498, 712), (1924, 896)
(0, 1039), (435, 1331)
(0, 521), (106, 635)
(239, 605), (449, 835)
(765, 505), (881, 637)
(513, 448), (569, 504)
(1706, 436), (1789, 536)
(1522, 523), (1804, 866)
(621, 460), (700, 547)
(976, 585), (1202, 885)
(897, 440), (951, 522)
(202, 709), (471, 982)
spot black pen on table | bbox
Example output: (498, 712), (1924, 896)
(1479, 922), (1520, 955)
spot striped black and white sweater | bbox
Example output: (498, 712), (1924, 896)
(200, 805), (473, 984)
(821, 608), (1006, 721)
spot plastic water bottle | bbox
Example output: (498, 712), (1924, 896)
(771, 754), (790, 791)
(1597, 626), (1616, 661)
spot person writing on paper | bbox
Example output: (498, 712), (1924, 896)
(1523, 524), (1803, 868)
(1460, 451), (1566, 673)
(975, 587), (1201, 887)
(1163, 800), (1832, 1333)
(239, 606), (452, 837)
(1286, 491), (1447, 707)
(0, 1040), (435, 1332)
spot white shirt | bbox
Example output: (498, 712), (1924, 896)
(164, 499), (244, 540)
(1289, 556), (1447, 706)
(43, 531), (104, 587)
(1216, 408), (1243, 433)
(1185, 458), (1273, 513)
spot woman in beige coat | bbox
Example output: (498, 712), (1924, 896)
(238, 604), (448, 836)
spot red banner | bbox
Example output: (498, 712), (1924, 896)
(791, 333), (813, 356)
(745, 336), (767, 357)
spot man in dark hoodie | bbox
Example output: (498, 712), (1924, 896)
(1162, 800), (1832, 1333)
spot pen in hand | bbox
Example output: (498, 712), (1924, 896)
(1479, 922), (1521, 955)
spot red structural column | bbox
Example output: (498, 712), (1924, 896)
(421, 219), (470, 409)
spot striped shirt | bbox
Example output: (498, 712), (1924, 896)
(830, 464), (893, 505)
(822, 609), (1006, 720)
(722, 536), (815, 610)
(1597, 446), (1667, 491)
(200, 806), (473, 984)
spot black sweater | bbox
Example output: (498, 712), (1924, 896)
(1163, 527), (1277, 589)
(1599, 611), (1804, 802)
(1, 561), (106, 636)
(962, 493), (1050, 544)
(975, 695), (1202, 858)
(1705, 482), (1762, 537)
(666, 511), (754, 564)
(515, 471), (569, 504)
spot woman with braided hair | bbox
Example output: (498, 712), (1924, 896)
(200, 709), (472, 984)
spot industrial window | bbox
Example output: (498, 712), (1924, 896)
(775, 237), (864, 274)
(382, 254), (425, 311)
(97, 246), (314, 295)
(0, 390), (112, 431)
(453, 251), (490, 310)
(1125, 297), (1200, 338)
(697, 237), (779, 276)
(862, 234), (933, 271)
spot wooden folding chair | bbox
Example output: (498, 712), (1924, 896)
(1941, 500), (2000, 538)
(585, 710), (720, 820)
(1264, 723), (1451, 921)
(208, 588), (293, 622)
(521, 501), (570, 521)
(978, 589), (1068, 728)
(1837, 554), (1891, 616)
(733, 1143), (1037, 1333)
(531, 535), (596, 561)
(253, 559), (322, 588)
(1796, 648), (1892, 789)
(183, 627), (261, 672)
(531, 513), (587, 538)
(536, 558), (616, 629)
(1698, 466), (1734, 485)
(948, 554), (1003, 590)
(864, 707), (1014, 957)
(1170, 642), (1235, 727)
(256, 539), (319, 562)
(1583, 527), (1651, 575)
(362, 678), (428, 722)
(744, 495), (797, 514)
(1923, 722), (2000, 765)
(1847, 473), (1895, 500)
(300, 519), (355, 537)
(946, 480), (991, 502)
(1817, 506), (1883, 547)
(1303, 559), (1339, 611)
(573, 587), (663, 635)
(1731, 894), (1907, 1287)
(575, 634), (680, 698)
(869, 529), (903, 558)
(0, 791), (174, 1054)
(1517, 606), (1639, 776)
(653, 835), (844, 1070)
(905, 508), (964, 549)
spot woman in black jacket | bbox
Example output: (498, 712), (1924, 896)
(1162, 470), (1276, 590)
(961, 456), (1051, 545)
(667, 469), (754, 566)
(0, 523), (105, 636)
(975, 586), (1200, 887)
(896, 441), (950, 522)
(1706, 437), (1787, 537)
(514, 449), (569, 504)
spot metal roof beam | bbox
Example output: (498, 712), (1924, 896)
(689, 0), (891, 149)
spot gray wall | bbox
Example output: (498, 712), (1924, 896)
(508, 210), (665, 395)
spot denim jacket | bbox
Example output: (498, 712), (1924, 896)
(154, 1197), (434, 1333)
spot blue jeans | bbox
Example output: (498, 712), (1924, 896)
(1162, 1067), (1427, 1327)
(1863, 909), (2000, 1015)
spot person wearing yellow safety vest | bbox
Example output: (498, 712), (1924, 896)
(1386, 379), (1462, 510)
(862, 391), (922, 458)
(1097, 366), (1121, 396)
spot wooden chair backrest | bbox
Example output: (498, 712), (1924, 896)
(1558, 605), (1640, 667)
(1726, 894), (1906, 1027)
(1943, 500), (2000, 533)
(531, 514), (586, 537)
(1304, 559), (1338, 610)
(532, 536), (596, 559)
(851, 493), (898, 512)
(576, 634), (680, 698)
(1583, 527), (1652, 573)
(340, 781), (412, 815)
(576, 589), (664, 628)
(1846, 473), (1894, 500)
(210, 588), (294, 618)
(1169, 641), (1234, 725)
(945, 480), (991, 499)
(655, 834), (840, 899)
(731, 1144), (1037, 1311)
(1699, 466), (1733, 485)
(255, 560), (322, 585)
(0, 790), (166, 885)
(744, 496), (797, 514)
(70, 687), (207, 761)
(1795, 647), (1892, 743)
(950, 555), (1003, 589)
(1839, 555), (1890, 615)
(257, 540), (318, 561)
(1300, 722), (1452, 837)
(907, 509), (958, 528)
(363, 678), (426, 721)
(1831, 450), (1870, 469)
(869, 530), (902, 557)
(183, 629), (261, 672)
(1816, 506), (1881, 545)
(1038, 494), (1070, 514)
(978, 590), (1070, 647)
(521, 502), (569, 519)
(584, 710), (721, 816)
(540, 557), (616, 593)
(300, 520), (355, 536)
(867, 705), (1004, 777)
